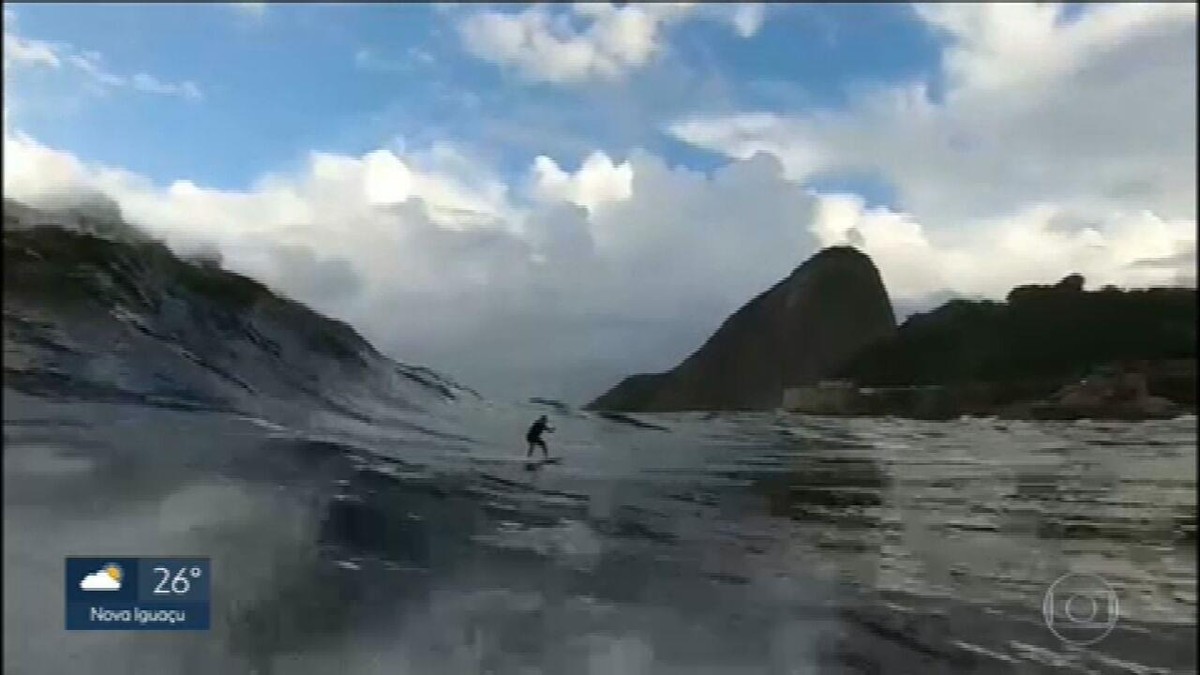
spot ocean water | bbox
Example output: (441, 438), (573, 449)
(2, 217), (1196, 673)
(4, 388), (1195, 674)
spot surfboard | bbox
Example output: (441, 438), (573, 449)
(469, 454), (561, 465)
(524, 457), (561, 469)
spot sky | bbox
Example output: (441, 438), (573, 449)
(4, 2), (1197, 404)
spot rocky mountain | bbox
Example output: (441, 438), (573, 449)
(588, 246), (898, 411)
(838, 273), (1197, 389)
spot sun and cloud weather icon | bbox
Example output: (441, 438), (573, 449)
(79, 563), (123, 591)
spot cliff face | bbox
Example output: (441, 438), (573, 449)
(589, 246), (897, 411)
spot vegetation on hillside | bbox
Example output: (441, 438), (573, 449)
(838, 274), (1196, 386)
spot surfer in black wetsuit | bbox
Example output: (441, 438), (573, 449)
(526, 415), (553, 459)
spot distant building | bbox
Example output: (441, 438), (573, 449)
(782, 380), (958, 418)
(782, 380), (859, 414)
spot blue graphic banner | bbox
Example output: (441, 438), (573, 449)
(65, 557), (211, 631)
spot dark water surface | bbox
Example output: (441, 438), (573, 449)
(4, 389), (1195, 674)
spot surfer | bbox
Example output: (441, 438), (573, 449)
(525, 415), (554, 459)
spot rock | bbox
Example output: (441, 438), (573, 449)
(1141, 395), (1178, 417)
(1028, 366), (1182, 420)
(589, 246), (897, 411)
(590, 372), (666, 412)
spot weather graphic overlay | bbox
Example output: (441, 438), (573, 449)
(65, 557), (211, 631)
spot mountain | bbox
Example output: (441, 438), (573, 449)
(588, 246), (898, 411)
(3, 198), (474, 423)
(837, 273), (1196, 398)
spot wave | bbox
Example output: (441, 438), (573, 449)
(3, 198), (476, 425)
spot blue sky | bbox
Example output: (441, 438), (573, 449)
(5, 3), (1195, 401)
(5, 3), (938, 205)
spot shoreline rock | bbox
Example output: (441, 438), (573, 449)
(1001, 367), (1184, 421)
(780, 362), (1194, 422)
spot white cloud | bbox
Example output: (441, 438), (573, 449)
(355, 48), (406, 73)
(79, 571), (121, 591)
(914, 2), (1196, 98)
(674, 3), (1197, 221)
(3, 32), (62, 69)
(230, 3), (266, 18)
(3, 120), (821, 401)
(671, 2), (1196, 299)
(528, 152), (633, 214)
(725, 3), (766, 39)
(410, 47), (435, 65)
(456, 3), (764, 84)
(131, 72), (204, 101)
(354, 46), (436, 73)
(4, 24), (203, 101)
(810, 193), (1196, 300)
(67, 51), (127, 88)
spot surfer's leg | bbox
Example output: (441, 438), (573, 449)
(538, 440), (549, 459)
(526, 441), (534, 457)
